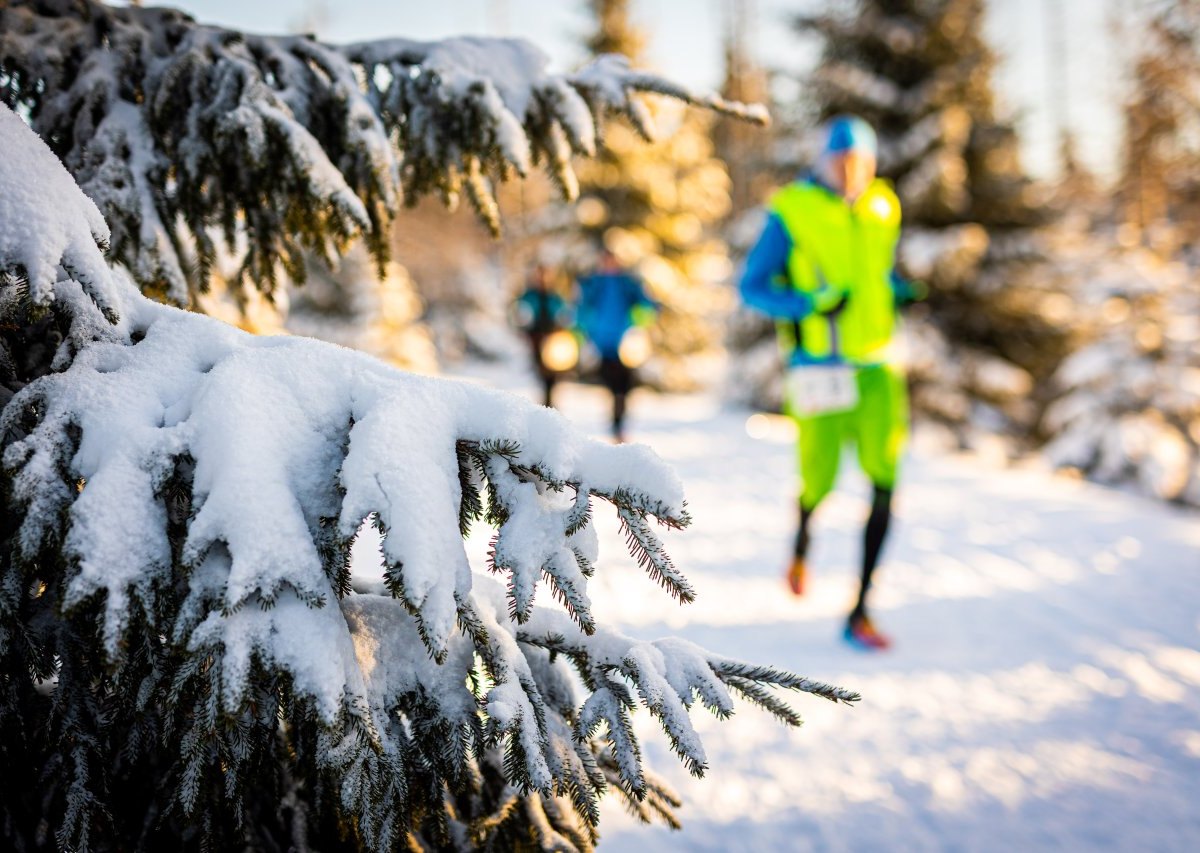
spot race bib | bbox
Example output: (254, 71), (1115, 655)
(786, 364), (859, 416)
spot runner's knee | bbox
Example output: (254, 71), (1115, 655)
(800, 464), (837, 509)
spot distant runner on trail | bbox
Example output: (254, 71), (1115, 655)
(513, 264), (575, 408)
(739, 115), (925, 650)
(576, 248), (657, 442)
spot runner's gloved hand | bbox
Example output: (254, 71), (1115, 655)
(890, 272), (928, 307)
(811, 284), (850, 315)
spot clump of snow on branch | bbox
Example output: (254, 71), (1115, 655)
(0, 106), (119, 329)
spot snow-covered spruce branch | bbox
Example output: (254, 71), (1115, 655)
(0, 0), (766, 307)
(515, 623), (859, 784)
(3, 272), (698, 664)
(1, 107), (855, 850)
(3, 271), (857, 846)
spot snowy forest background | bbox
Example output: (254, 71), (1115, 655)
(2, 0), (1199, 851)
(169, 0), (1199, 508)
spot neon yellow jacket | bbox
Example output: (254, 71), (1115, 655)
(762, 177), (902, 365)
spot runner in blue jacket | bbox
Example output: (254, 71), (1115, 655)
(576, 249), (656, 441)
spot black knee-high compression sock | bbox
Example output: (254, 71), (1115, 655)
(851, 486), (893, 620)
(793, 502), (814, 559)
(612, 393), (627, 438)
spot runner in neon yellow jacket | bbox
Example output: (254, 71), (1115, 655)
(739, 115), (924, 650)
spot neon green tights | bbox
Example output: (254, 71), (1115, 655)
(792, 364), (909, 510)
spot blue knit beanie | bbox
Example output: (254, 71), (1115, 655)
(823, 115), (877, 156)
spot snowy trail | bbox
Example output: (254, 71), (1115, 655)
(463, 366), (1200, 852)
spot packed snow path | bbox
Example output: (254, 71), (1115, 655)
(464, 365), (1200, 852)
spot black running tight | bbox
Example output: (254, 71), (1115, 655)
(794, 485), (893, 619)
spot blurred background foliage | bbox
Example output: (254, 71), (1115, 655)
(194, 0), (1199, 507)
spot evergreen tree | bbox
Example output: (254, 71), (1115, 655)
(1041, 239), (1200, 506)
(797, 0), (1067, 443)
(1035, 0), (1200, 507)
(1118, 0), (1200, 249)
(712, 0), (778, 218)
(574, 0), (760, 390)
(0, 3), (855, 850)
(714, 1), (795, 412)
(1051, 132), (1101, 216)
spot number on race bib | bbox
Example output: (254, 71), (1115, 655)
(786, 364), (859, 416)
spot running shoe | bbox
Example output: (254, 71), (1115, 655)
(786, 557), (806, 596)
(844, 615), (891, 650)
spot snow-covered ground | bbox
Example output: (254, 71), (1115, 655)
(463, 364), (1200, 852)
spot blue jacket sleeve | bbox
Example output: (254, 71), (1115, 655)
(738, 214), (814, 319)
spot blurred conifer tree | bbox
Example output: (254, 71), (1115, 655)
(575, 0), (737, 391)
(1118, 0), (1200, 249)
